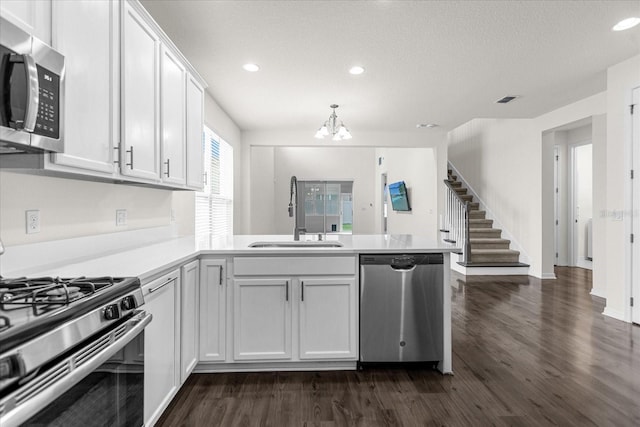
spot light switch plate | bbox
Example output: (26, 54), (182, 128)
(116, 209), (127, 226)
(26, 210), (40, 234)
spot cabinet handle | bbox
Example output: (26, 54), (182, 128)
(113, 146), (120, 165)
(164, 158), (170, 177)
(126, 146), (134, 169)
(148, 276), (175, 293)
(285, 280), (289, 301)
(301, 281), (304, 302)
(219, 266), (223, 285)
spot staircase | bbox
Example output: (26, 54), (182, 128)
(444, 168), (529, 275)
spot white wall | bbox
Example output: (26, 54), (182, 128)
(375, 148), (439, 239)
(0, 171), (173, 246)
(241, 129), (448, 236)
(249, 146), (377, 234)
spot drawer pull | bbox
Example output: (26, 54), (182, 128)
(148, 277), (175, 293)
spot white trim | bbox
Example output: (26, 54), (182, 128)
(449, 254), (530, 276)
(631, 86), (640, 324)
(568, 140), (592, 268)
(447, 162), (531, 266)
(590, 287), (606, 299)
(540, 272), (557, 280)
(603, 306), (627, 322)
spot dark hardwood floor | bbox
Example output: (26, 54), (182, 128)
(157, 267), (640, 426)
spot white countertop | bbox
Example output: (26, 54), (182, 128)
(1, 231), (458, 281)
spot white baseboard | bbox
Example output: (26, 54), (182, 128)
(602, 306), (628, 322)
(540, 273), (557, 280)
(590, 287), (606, 299)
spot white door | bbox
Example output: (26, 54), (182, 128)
(50, 0), (118, 175)
(143, 271), (180, 426)
(180, 260), (199, 382)
(199, 259), (226, 361)
(632, 87), (640, 324)
(186, 75), (205, 190)
(121, 2), (160, 181)
(160, 45), (186, 186)
(233, 278), (291, 360)
(298, 277), (357, 360)
(570, 143), (593, 269)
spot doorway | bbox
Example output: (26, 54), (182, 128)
(570, 143), (593, 269)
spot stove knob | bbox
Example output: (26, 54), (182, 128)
(121, 295), (137, 311)
(104, 304), (120, 320)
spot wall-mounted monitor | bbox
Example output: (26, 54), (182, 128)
(388, 181), (411, 211)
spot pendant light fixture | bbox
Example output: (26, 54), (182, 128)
(314, 104), (352, 141)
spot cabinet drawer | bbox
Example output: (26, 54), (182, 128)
(233, 256), (356, 276)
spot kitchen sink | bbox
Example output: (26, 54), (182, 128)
(248, 241), (344, 248)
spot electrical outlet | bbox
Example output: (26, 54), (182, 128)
(116, 209), (127, 226)
(26, 210), (40, 234)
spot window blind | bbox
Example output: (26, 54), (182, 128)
(195, 126), (233, 241)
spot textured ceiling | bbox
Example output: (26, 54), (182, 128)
(141, 0), (640, 134)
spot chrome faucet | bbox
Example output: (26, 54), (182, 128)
(288, 176), (305, 240)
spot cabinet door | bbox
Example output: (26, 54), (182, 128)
(180, 260), (199, 382)
(234, 278), (292, 360)
(199, 259), (226, 362)
(299, 277), (357, 360)
(160, 45), (186, 186)
(143, 270), (180, 426)
(0, 0), (51, 45)
(185, 74), (204, 190)
(49, 0), (118, 175)
(121, 1), (160, 181)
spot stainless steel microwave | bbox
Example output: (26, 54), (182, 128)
(0, 16), (65, 154)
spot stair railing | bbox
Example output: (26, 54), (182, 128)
(442, 179), (472, 264)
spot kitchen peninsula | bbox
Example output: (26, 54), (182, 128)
(0, 230), (457, 426)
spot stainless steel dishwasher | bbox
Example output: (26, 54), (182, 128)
(360, 253), (443, 364)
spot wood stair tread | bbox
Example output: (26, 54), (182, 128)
(471, 249), (520, 255)
(470, 238), (510, 243)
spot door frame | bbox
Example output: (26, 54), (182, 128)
(554, 146), (560, 266)
(632, 87), (639, 324)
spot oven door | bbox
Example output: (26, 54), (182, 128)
(0, 310), (151, 427)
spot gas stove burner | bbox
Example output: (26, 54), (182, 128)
(45, 286), (81, 303)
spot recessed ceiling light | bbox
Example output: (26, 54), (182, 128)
(349, 66), (365, 75)
(416, 123), (438, 128)
(613, 17), (640, 31)
(242, 63), (260, 72)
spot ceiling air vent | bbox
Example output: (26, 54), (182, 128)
(496, 95), (519, 104)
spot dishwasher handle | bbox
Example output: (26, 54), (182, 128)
(390, 255), (416, 270)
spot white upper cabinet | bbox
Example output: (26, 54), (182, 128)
(186, 75), (205, 190)
(160, 45), (186, 186)
(0, 0), (51, 45)
(120, 1), (161, 182)
(49, 0), (119, 175)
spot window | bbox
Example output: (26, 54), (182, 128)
(298, 180), (353, 234)
(195, 126), (233, 242)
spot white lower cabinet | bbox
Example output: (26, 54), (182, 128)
(298, 277), (357, 360)
(180, 260), (199, 382)
(199, 259), (227, 362)
(230, 256), (358, 364)
(143, 269), (180, 427)
(233, 278), (292, 360)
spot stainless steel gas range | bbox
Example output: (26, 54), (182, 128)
(0, 276), (151, 427)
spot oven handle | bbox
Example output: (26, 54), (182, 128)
(0, 311), (152, 427)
